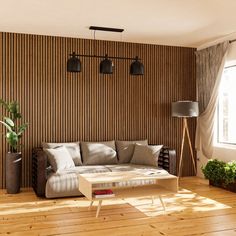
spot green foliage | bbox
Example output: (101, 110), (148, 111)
(202, 159), (236, 185)
(224, 161), (236, 185)
(0, 99), (28, 153)
(202, 159), (226, 185)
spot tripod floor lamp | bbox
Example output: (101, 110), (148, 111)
(172, 101), (199, 177)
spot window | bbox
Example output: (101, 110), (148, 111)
(217, 66), (236, 144)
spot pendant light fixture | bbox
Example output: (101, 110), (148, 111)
(100, 54), (113, 74)
(67, 26), (144, 76)
(67, 52), (81, 72)
(130, 56), (144, 75)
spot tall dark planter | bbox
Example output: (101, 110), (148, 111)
(6, 152), (22, 194)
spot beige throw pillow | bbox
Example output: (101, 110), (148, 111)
(42, 142), (82, 166)
(130, 144), (163, 166)
(116, 140), (148, 163)
(81, 141), (118, 165)
(44, 146), (75, 172)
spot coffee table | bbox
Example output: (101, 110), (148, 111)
(79, 171), (178, 217)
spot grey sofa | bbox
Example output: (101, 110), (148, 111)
(32, 143), (176, 198)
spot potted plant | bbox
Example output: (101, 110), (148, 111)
(0, 99), (28, 193)
(202, 159), (236, 193)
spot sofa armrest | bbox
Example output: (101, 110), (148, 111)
(158, 146), (177, 175)
(32, 147), (47, 197)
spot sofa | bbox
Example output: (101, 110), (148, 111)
(32, 140), (176, 198)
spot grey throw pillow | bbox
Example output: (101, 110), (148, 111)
(116, 140), (148, 163)
(130, 144), (163, 166)
(81, 141), (118, 165)
(42, 142), (82, 166)
(44, 146), (75, 172)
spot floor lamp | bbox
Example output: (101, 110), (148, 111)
(172, 101), (199, 177)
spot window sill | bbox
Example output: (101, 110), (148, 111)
(214, 142), (236, 150)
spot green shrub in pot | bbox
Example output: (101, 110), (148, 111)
(202, 159), (236, 186)
(201, 159), (226, 186)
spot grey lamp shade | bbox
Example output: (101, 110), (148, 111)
(172, 101), (199, 117)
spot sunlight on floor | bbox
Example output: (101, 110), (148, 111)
(0, 187), (231, 217)
(125, 187), (231, 217)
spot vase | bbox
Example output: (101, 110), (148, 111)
(6, 152), (22, 194)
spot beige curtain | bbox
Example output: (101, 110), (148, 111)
(195, 41), (229, 158)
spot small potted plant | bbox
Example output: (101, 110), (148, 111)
(0, 99), (28, 193)
(202, 159), (236, 193)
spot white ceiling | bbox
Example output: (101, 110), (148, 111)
(0, 0), (236, 48)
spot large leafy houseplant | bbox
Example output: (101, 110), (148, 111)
(0, 99), (28, 193)
(0, 99), (28, 152)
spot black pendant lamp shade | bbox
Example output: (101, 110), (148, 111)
(100, 54), (113, 74)
(67, 52), (81, 72)
(130, 56), (144, 75)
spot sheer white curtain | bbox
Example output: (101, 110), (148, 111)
(195, 41), (229, 158)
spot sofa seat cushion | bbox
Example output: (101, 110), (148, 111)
(45, 164), (169, 198)
(45, 165), (111, 198)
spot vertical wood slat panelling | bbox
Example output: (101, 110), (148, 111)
(0, 32), (196, 188)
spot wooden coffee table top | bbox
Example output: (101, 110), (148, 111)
(79, 170), (177, 184)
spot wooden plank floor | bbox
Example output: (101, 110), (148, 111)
(1, 177), (236, 236)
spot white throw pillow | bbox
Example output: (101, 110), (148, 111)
(42, 142), (82, 166)
(131, 144), (163, 166)
(44, 146), (75, 172)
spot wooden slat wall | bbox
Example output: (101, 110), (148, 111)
(0, 32), (196, 188)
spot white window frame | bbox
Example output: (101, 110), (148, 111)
(216, 65), (236, 146)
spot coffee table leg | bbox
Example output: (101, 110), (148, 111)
(159, 195), (166, 211)
(151, 196), (155, 205)
(89, 201), (94, 210)
(96, 200), (102, 218)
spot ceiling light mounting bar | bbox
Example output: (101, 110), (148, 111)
(89, 26), (124, 33)
(70, 53), (141, 61)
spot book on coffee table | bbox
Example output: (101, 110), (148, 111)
(93, 189), (115, 198)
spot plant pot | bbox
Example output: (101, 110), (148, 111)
(209, 180), (222, 187)
(209, 179), (236, 193)
(6, 152), (22, 194)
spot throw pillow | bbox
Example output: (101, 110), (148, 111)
(130, 144), (163, 166)
(116, 140), (148, 163)
(42, 142), (82, 166)
(44, 146), (75, 172)
(81, 141), (118, 165)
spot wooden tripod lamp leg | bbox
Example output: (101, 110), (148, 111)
(185, 119), (197, 175)
(178, 118), (186, 177)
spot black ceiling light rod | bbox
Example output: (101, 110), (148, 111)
(89, 26), (124, 33)
(69, 53), (141, 61)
